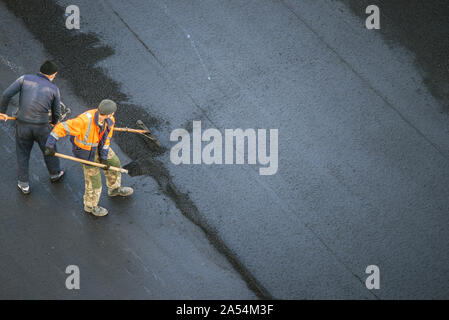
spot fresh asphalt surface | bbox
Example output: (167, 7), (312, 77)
(0, 0), (448, 299)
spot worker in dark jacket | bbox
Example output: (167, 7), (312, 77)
(0, 60), (65, 194)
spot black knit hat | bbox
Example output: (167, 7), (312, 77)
(40, 60), (58, 75)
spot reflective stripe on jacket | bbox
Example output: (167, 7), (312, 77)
(46, 109), (115, 161)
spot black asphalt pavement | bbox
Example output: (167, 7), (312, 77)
(0, 0), (448, 299)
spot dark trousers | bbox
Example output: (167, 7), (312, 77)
(15, 122), (60, 182)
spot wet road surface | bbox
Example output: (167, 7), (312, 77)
(1, 0), (448, 299)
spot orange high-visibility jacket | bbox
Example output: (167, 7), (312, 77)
(46, 109), (115, 161)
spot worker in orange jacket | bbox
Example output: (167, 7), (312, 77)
(45, 99), (133, 216)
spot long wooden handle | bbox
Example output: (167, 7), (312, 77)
(7, 118), (147, 135)
(114, 127), (148, 134)
(114, 126), (159, 143)
(54, 152), (128, 174)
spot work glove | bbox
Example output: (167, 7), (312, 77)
(100, 158), (110, 170)
(44, 147), (55, 157)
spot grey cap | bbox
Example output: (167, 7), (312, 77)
(98, 99), (117, 115)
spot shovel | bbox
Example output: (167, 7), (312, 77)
(4, 101), (71, 122)
(115, 120), (161, 147)
(54, 152), (128, 174)
(5, 116), (161, 147)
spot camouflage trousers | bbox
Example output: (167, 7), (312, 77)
(82, 148), (121, 208)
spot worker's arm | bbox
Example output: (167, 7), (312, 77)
(0, 76), (24, 114)
(50, 87), (61, 125)
(46, 115), (85, 149)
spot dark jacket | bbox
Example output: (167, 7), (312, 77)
(0, 73), (61, 125)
